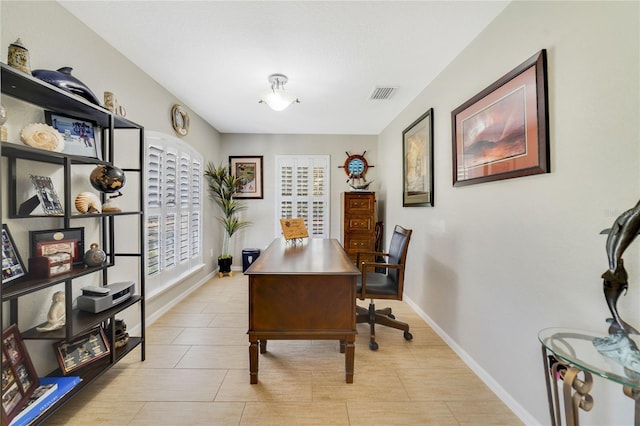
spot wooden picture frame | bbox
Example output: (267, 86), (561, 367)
(45, 111), (101, 160)
(30, 175), (64, 216)
(2, 325), (39, 425)
(2, 225), (26, 284)
(403, 108), (434, 207)
(29, 227), (85, 266)
(452, 49), (549, 187)
(54, 327), (110, 375)
(229, 156), (263, 199)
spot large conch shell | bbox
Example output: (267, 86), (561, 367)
(20, 123), (64, 152)
(75, 192), (102, 214)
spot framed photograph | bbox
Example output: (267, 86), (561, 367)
(29, 227), (84, 266)
(229, 156), (263, 199)
(54, 327), (110, 375)
(2, 225), (26, 284)
(2, 324), (38, 425)
(452, 49), (549, 187)
(30, 175), (64, 216)
(44, 111), (101, 160)
(403, 108), (434, 207)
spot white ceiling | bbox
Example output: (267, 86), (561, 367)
(59, 1), (509, 135)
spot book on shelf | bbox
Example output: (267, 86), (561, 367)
(9, 376), (81, 426)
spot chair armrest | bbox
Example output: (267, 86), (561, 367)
(355, 251), (389, 264)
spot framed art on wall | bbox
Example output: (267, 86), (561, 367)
(452, 49), (549, 187)
(1, 225), (26, 284)
(229, 156), (263, 199)
(45, 111), (101, 160)
(403, 108), (434, 207)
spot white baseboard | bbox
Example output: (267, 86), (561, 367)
(403, 296), (542, 426)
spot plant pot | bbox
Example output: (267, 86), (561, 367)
(218, 257), (232, 273)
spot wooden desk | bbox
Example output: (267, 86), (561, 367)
(245, 238), (360, 384)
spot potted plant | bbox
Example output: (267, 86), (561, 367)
(204, 162), (251, 276)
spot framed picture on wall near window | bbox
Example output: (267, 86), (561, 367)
(451, 49), (550, 187)
(229, 156), (263, 199)
(403, 108), (434, 207)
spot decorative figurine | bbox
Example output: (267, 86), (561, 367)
(593, 199), (640, 377)
(75, 192), (102, 214)
(36, 291), (66, 332)
(32, 67), (101, 105)
(7, 38), (31, 74)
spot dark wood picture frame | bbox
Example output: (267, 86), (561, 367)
(2, 224), (27, 284)
(44, 111), (102, 160)
(403, 108), (434, 207)
(2, 324), (39, 425)
(29, 227), (85, 266)
(452, 49), (549, 187)
(229, 156), (263, 199)
(54, 327), (110, 375)
(30, 175), (64, 216)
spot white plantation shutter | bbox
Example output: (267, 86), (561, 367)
(275, 155), (329, 238)
(144, 131), (203, 297)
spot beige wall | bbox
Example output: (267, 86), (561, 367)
(220, 133), (378, 259)
(1, 1), (222, 373)
(378, 1), (639, 424)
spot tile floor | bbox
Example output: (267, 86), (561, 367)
(46, 273), (522, 425)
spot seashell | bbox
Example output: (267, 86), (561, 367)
(20, 123), (64, 152)
(75, 192), (102, 214)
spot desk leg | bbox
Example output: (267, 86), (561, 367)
(260, 340), (267, 354)
(339, 339), (346, 354)
(623, 386), (640, 426)
(249, 339), (259, 384)
(345, 339), (355, 384)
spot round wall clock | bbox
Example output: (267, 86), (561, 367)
(171, 104), (190, 136)
(342, 152), (370, 179)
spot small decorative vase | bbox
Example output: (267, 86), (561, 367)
(84, 243), (106, 267)
(7, 38), (31, 74)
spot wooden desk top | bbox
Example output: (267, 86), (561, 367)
(245, 238), (360, 276)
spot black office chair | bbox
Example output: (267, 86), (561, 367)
(355, 225), (413, 350)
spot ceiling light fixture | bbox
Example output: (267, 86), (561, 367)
(259, 73), (300, 111)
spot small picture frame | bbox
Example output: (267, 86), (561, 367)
(30, 175), (64, 216)
(229, 156), (263, 199)
(2, 325), (39, 425)
(29, 227), (84, 266)
(2, 225), (26, 284)
(44, 111), (101, 160)
(54, 327), (110, 375)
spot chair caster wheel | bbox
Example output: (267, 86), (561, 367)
(388, 313), (396, 319)
(369, 341), (379, 350)
(404, 331), (413, 340)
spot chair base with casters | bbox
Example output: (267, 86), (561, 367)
(355, 225), (413, 350)
(356, 301), (413, 350)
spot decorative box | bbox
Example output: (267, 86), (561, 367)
(29, 253), (72, 278)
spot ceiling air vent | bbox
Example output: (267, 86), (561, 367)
(369, 86), (397, 100)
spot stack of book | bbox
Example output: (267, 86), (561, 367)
(9, 376), (81, 426)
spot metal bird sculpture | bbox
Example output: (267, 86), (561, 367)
(601, 199), (640, 334)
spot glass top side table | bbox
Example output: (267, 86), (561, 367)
(539, 327), (640, 426)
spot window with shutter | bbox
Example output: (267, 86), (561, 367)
(144, 131), (203, 296)
(275, 155), (329, 238)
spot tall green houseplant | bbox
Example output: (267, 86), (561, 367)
(204, 163), (251, 272)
